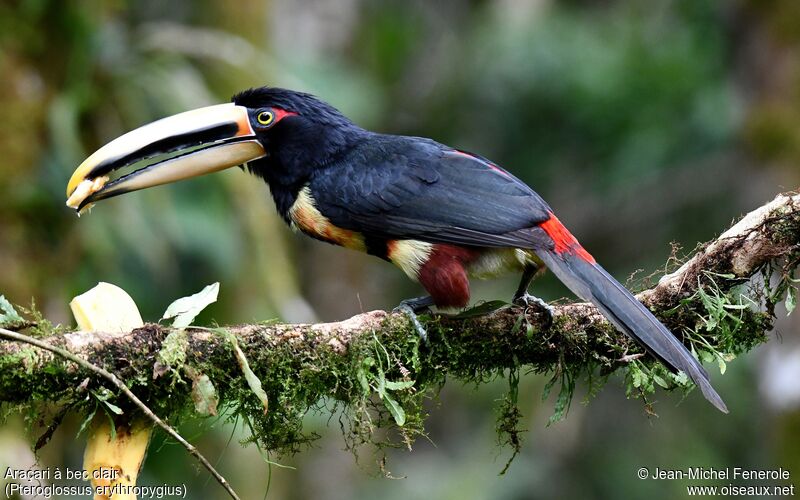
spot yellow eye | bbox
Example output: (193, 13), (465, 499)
(257, 111), (274, 126)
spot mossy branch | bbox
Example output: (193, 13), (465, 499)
(1, 193), (798, 459)
(0, 327), (240, 500)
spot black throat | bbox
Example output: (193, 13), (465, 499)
(248, 119), (369, 222)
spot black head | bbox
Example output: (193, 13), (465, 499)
(233, 87), (352, 127)
(66, 86), (366, 215)
(232, 87), (366, 188)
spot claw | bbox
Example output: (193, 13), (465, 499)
(513, 293), (554, 329)
(393, 303), (429, 343)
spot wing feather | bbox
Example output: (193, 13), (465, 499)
(311, 136), (553, 249)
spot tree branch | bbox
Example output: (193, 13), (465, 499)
(0, 327), (240, 500)
(1, 193), (798, 455)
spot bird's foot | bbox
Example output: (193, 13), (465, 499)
(512, 293), (554, 329)
(393, 296), (434, 343)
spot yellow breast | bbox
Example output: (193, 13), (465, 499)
(288, 187), (366, 251)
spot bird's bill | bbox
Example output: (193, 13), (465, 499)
(65, 103), (265, 211)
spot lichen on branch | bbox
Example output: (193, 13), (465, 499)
(0, 192), (798, 460)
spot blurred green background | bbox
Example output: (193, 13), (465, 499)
(1, 0), (799, 498)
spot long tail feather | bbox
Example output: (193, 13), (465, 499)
(535, 248), (728, 413)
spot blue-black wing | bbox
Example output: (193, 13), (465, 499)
(309, 135), (554, 249)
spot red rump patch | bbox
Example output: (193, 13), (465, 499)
(539, 212), (596, 264)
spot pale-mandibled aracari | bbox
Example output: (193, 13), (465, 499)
(65, 87), (727, 412)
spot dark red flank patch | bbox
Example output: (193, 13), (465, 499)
(416, 244), (479, 309)
(539, 212), (596, 264)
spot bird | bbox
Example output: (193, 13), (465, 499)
(65, 86), (727, 413)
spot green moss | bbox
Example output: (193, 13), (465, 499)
(17, 301), (68, 338)
(153, 329), (189, 385)
(224, 319), (432, 455)
(496, 370), (523, 475)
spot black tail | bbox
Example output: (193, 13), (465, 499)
(536, 249), (728, 413)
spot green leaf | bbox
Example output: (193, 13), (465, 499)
(542, 372), (558, 401)
(786, 286), (796, 315)
(547, 379), (573, 425)
(76, 405), (97, 438)
(673, 371), (690, 386)
(510, 314), (524, 335)
(508, 368), (520, 405)
(91, 388), (111, 401)
(385, 380), (414, 391)
(453, 300), (510, 318)
(717, 354), (727, 375)
(356, 368), (370, 394)
(630, 365), (647, 388)
(653, 374), (669, 389)
(358, 357), (376, 394)
(106, 412), (117, 441)
(0, 295), (23, 324)
(382, 393), (406, 426)
(162, 282), (220, 328)
(226, 332), (269, 414)
(190, 373), (219, 416)
(103, 400), (124, 415)
(376, 365), (386, 399)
